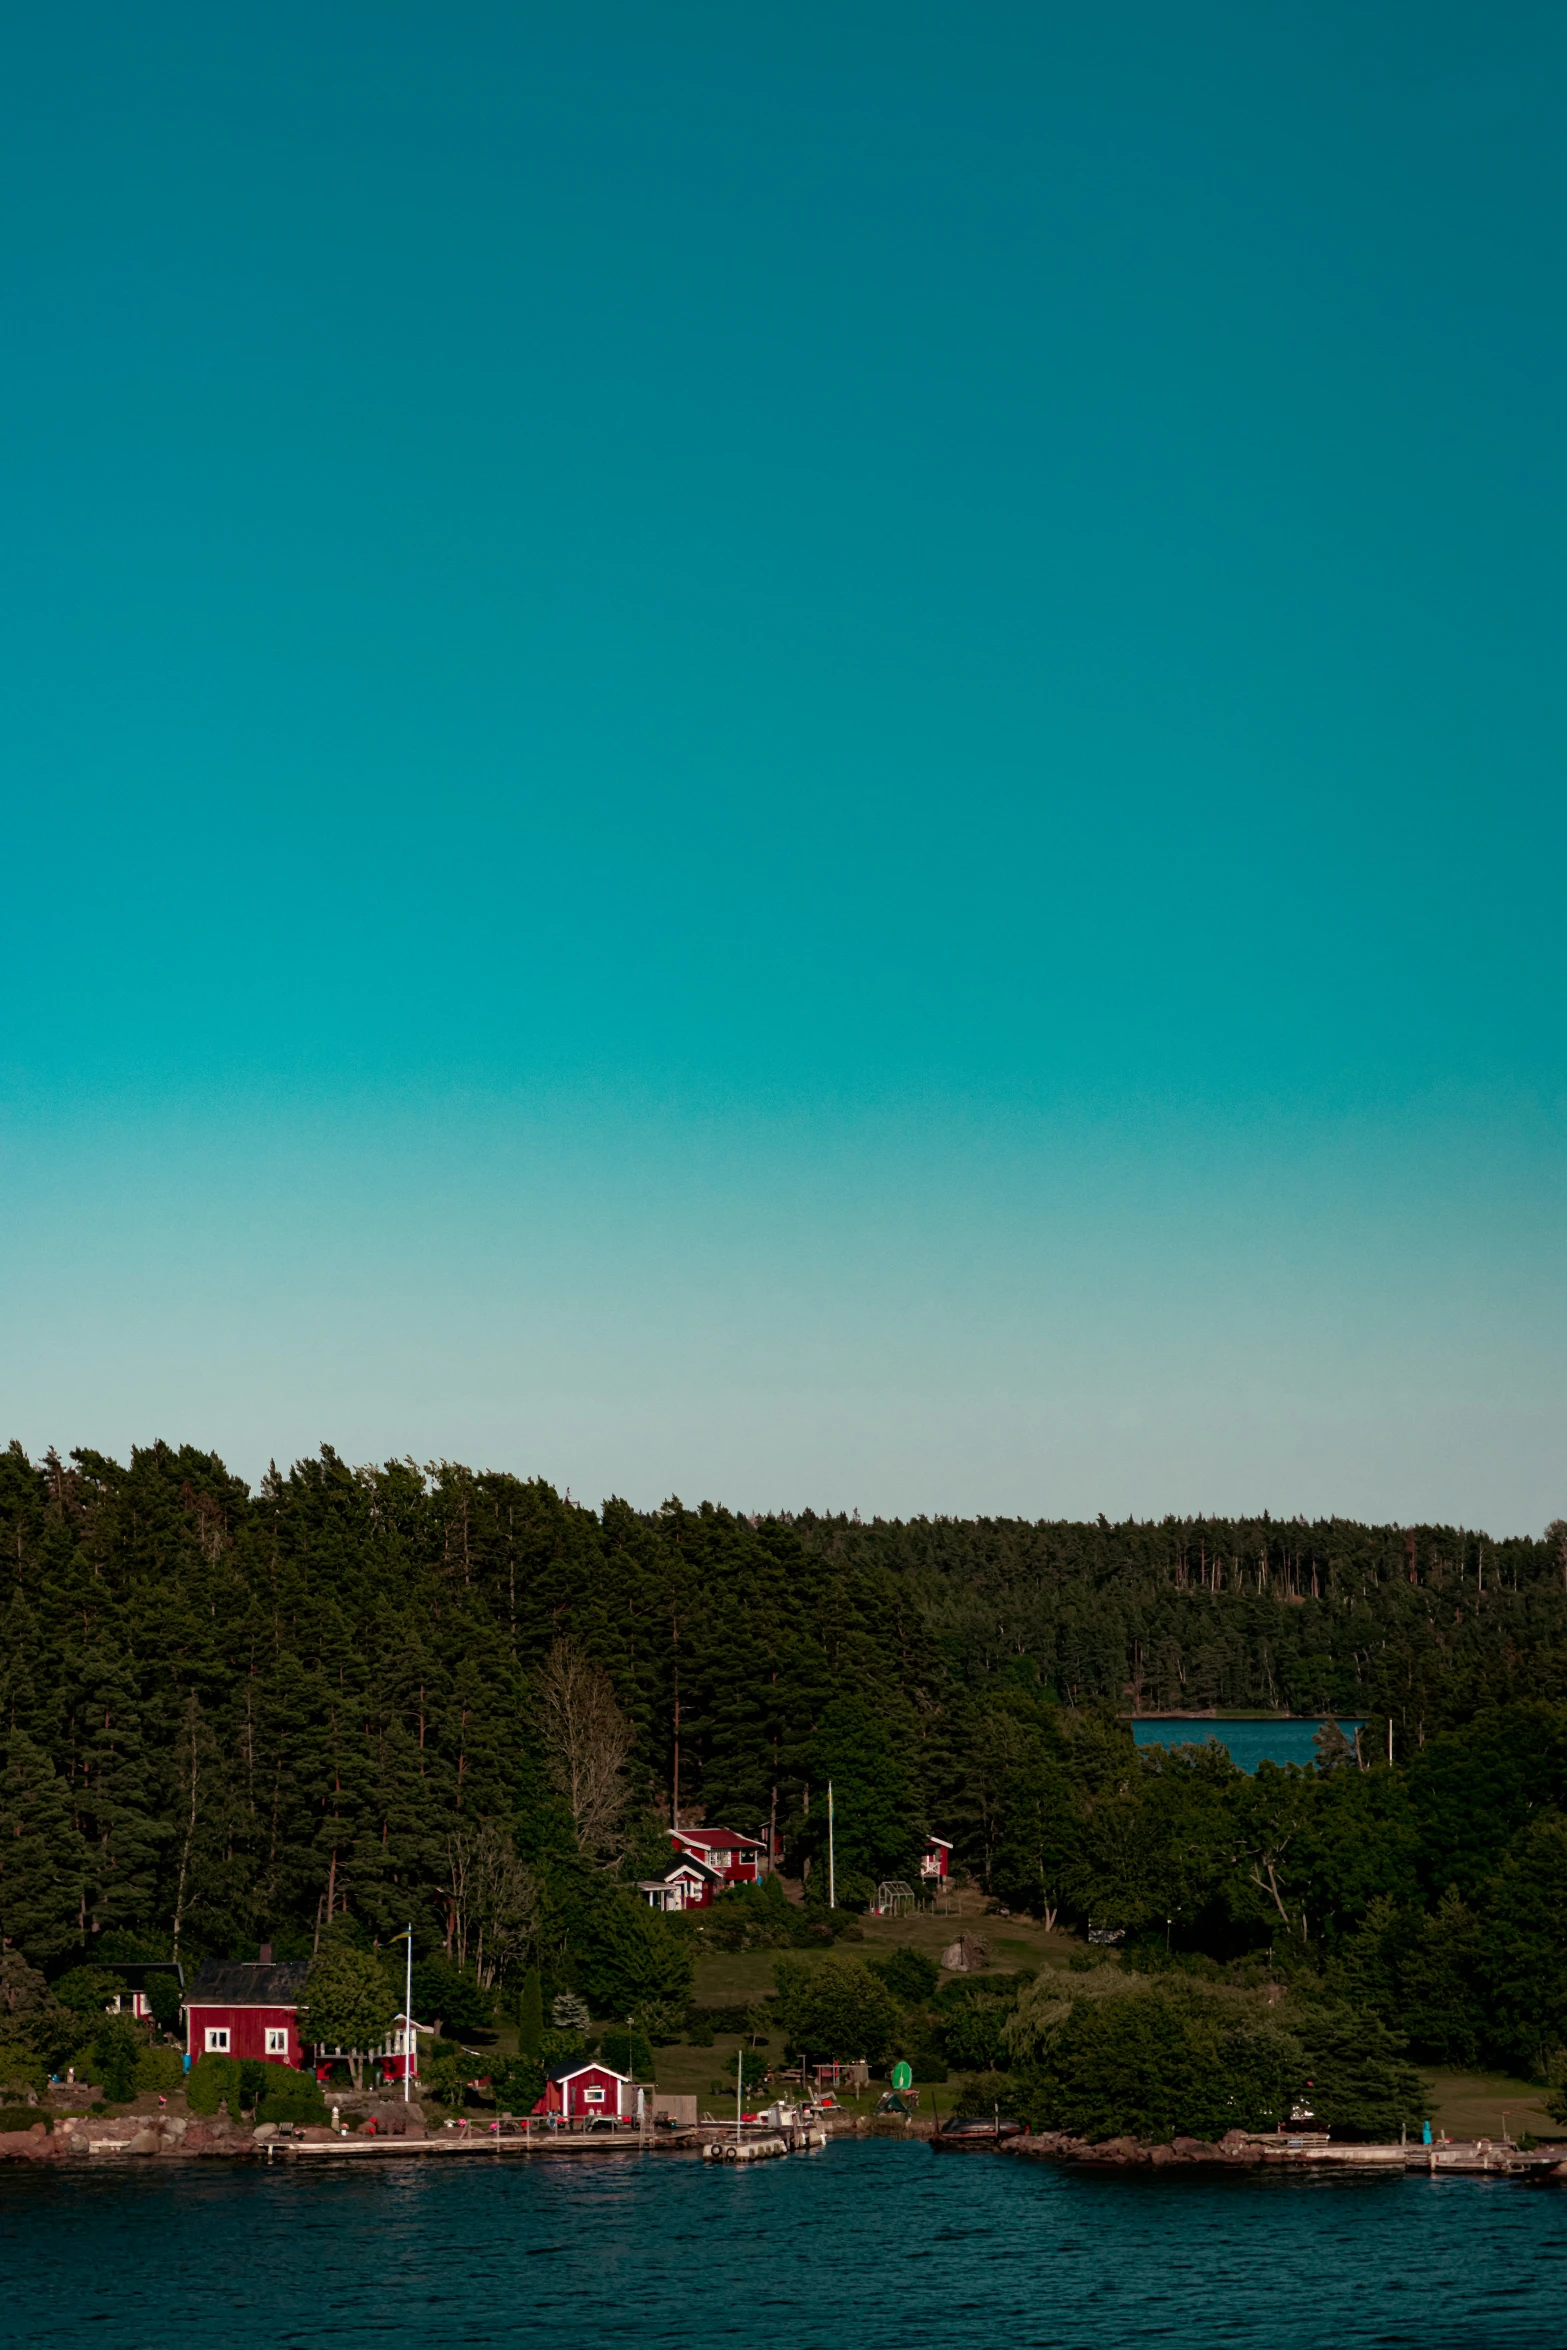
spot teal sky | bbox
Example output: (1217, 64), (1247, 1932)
(3, 3), (1564, 1528)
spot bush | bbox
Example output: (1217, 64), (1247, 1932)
(911, 2057), (949, 2084)
(487, 2055), (545, 2112)
(187, 2053), (239, 2115)
(1544, 2049), (1567, 2129)
(868, 1947), (940, 2006)
(90, 2015), (143, 2102)
(0, 2108), (48, 2133)
(0, 2047), (47, 2099)
(256, 2072), (326, 2126)
(134, 2045), (185, 2098)
(423, 2043), (479, 2107)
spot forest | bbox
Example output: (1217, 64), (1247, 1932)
(2, 1439), (1566, 2117)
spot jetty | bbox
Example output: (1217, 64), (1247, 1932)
(989, 2128), (1567, 2178)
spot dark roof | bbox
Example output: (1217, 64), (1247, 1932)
(95, 1960), (186, 1989)
(544, 2059), (631, 2085)
(188, 1959), (310, 2007)
(672, 1828), (762, 1852)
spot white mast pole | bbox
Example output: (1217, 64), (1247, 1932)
(404, 1925), (413, 2105)
(827, 1781), (835, 1911)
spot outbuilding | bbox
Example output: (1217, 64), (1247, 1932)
(638, 1852), (723, 1912)
(533, 2059), (634, 2122)
(185, 1954), (309, 2068)
(920, 1835), (953, 1883)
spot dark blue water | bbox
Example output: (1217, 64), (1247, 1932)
(1132, 1718), (1367, 1771)
(3, 2140), (1562, 2348)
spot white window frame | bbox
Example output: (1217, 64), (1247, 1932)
(205, 2027), (230, 2053)
(265, 2028), (288, 2055)
(583, 2085), (605, 2104)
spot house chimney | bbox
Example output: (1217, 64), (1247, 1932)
(258, 1943), (273, 1964)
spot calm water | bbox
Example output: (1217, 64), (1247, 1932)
(2, 2140), (1562, 2348)
(1132, 1717), (1367, 1771)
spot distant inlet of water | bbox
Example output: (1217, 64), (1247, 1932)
(3, 2138), (1563, 2350)
(1129, 1716), (1368, 1772)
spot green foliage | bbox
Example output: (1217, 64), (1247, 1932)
(3, 1440), (1567, 2118)
(1292, 2003), (1428, 2140)
(867, 1945), (940, 2005)
(134, 2044), (185, 2097)
(187, 2052), (239, 2114)
(422, 2042), (479, 2107)
(257, 2071), (327, 2125)
(772, 1955), (900, 2063)
(487, 2053), (545, 2111)
(304, 1944), (398, 2083)
(516, 1968), (543, 2055)
(0, 2107), (49, 2132)
(52, 1967), (123, 2018)
(598, 2025), (653, 2079)
(0, 2048), (47, 2098)
(940, 1990), (1017, 2073)
(1543, 2049), (1567, 2129)
(90, 2014), (143, 2102)
(545, 1868), (694, 2018)
(409, 1956), (494, 2039)
(805, 1698), (920, 1886)
(1020, 1986), (1302, 2142)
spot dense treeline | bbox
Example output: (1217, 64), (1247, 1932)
(2, 1441), (1566, 2096)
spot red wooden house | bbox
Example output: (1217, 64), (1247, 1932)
(919, 1835), (953, 1882)
(533, 2059), (634, 2122)
(670, 1825), (766, 1888)
(185, 1955), (309, 2068)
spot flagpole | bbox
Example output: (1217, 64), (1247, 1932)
(827, 1781), (835, 1912)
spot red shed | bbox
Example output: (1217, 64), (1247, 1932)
(534, 2059), (634, 2121)
(919, 1835), (952, 1882)
(185, 1956), (309, 2068)
(670, 1825), (766, 1888)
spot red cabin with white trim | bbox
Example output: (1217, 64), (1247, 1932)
(920, 1835), (953, 1882)
(533, 2059), (633, 2121)
(185, 1957), (308, 2068)
(670, 1826), (766, 1888)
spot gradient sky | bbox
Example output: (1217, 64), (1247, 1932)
(2, 3), (1564, 1528)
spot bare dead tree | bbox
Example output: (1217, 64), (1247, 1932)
(538, 1638), (633, 1863)
(443, 1819), (537, 1989)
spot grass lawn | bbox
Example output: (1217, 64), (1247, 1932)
(1423, 2067), (1560, 2144)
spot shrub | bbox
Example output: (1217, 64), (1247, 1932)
(256, 2072), (326, 2126)
(134, 2045), (185, 2098)
(187, 2053), (239, 2114)
(911, 2056), (949, 2084)
(422, 2043), (478, 2107)
(487, 2055), (544, 2112)
(0, 2108), (48, 2133)
(90, 2015), (143, 2102)
(867, 1947), (941, 2006)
